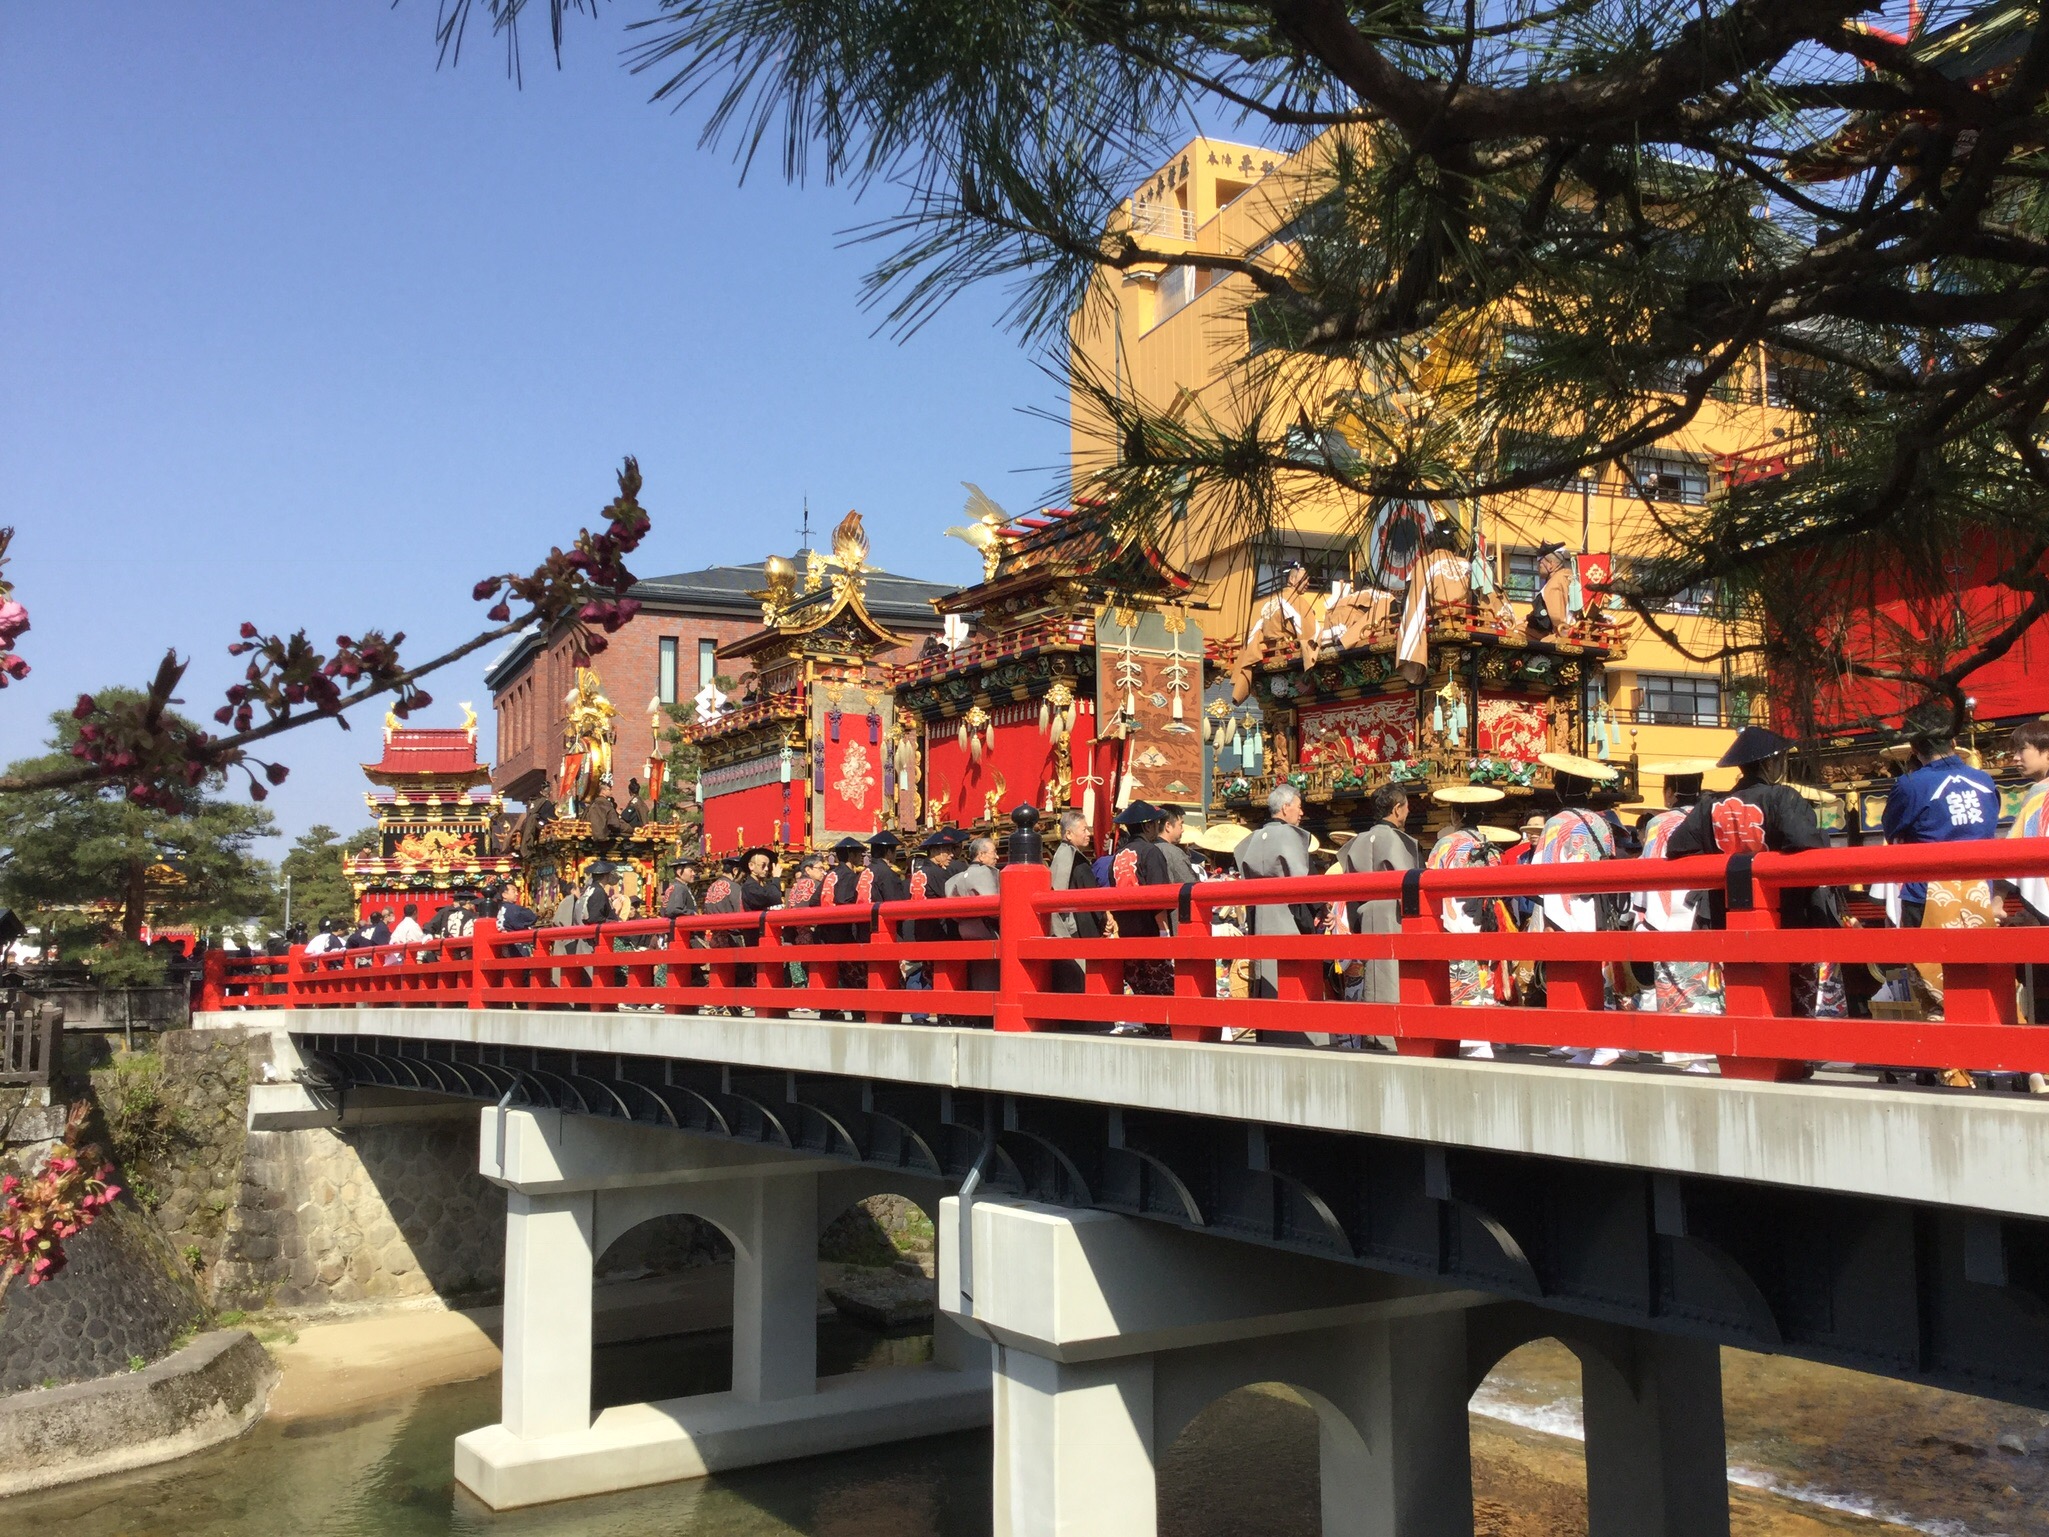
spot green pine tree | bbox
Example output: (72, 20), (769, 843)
(0, 691), (278, 984)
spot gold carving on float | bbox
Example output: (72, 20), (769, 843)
(945, 483), (1010, 582)
(984, 771), (1008, 826)
(394, 827), (475, 862)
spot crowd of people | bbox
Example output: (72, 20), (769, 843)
(277, 712), (2047, 1084)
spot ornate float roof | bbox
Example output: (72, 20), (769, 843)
(719, 511), (915, 664)
(362, 708), (491, 790)
(932, 503), (1193, 618)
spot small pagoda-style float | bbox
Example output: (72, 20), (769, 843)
(1207, 515), (1639, 839)
(892, 500), (1202, 846)
(689, 512), (908, 860)
(346, 709), (520, 921)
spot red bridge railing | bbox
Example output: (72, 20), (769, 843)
(201, 841), (2049, 1082)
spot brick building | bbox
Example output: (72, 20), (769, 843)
(484, 557), (954, 806)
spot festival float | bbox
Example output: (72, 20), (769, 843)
(345, 709), (520, 921)
(688, 512), (909, 860)
(893, 499), (1202, 846)
(1206, 504), (1640, 835)
(511, 668), (686, 910)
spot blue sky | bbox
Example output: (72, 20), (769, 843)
(0, 3), (1069, 848)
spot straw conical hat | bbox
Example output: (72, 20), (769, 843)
(1639, 758), (1718, 776)
(1790, 781), (1841, 804)
(1538, 751), (1620, 781)
(1477, 825), (1522, 845)
(1433, 784), (1506, 804)
(1194, 822), (1252, 854)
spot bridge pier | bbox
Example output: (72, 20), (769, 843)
(454, 1108), (990, 1510)
(946, 1197), (1731, 1537)
(943, 1195), (1492, 1537)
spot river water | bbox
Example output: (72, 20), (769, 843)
(8, 1327), (2048, 1536)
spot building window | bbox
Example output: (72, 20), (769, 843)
(658, 637), (679, 705)
(698, 638), (718, 690)
(1626, 452), (1709, 505)
(1764, 358), (1824, 408)
(1502, 549), (1543, 602)
(1638, 673), (1722, 726)
(1251, 534), (1352, 598)
(1498, 432), (1597, 492)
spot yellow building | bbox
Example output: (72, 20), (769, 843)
(1068, 136), (1800, 806)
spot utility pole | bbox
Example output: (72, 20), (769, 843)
(283, 875), (292, 933)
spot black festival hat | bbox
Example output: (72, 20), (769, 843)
(1716, 726), (1794, 768)
(1115, 800), (1164, 827)
(831, 836), (868, 857)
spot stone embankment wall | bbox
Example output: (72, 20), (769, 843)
(0, 1195), (208, 1394)
(105, 1028), (507, 1311)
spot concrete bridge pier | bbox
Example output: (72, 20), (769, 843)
(942, 1195), (1489, 1537)
(944, 1197), (1730, 1537)
(454, 1108), (990, 1510)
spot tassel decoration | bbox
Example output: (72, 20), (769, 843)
(957, 717), (969, 754)
(868, 712), (881, 745)
(1039, 697), (1051, 736)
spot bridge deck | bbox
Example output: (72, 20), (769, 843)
(212, 1005), (2049, 1220)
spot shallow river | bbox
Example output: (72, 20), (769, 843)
(9, 1326), (2049, 1536)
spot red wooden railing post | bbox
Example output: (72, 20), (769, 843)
(198, 947), (228, 1013)
(284, 944), (306, 1009)
(1170, 906), (1221, 1044)
(1396, 886), (1458, 1058)
(995, 862), (1051, 1032)
(468, 918), (496, 1010)
(1720, 876), (1806, 1081)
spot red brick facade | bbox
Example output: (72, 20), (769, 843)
(490, 616), (766, 804)
(488, 563), (950, 807)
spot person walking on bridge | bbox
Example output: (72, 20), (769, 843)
(1047, 809), (1101, 999)
(1338, 783), (1416, 1013)
(1236, 784), (1316, 1046)
(700, 856), (746, 1013)
(1423, 786), (1506, 1013)
(1110, 801), (1175, 1033)
(945, 836), (1002, 1009)
(1529, 755), (1628, 1064)
(1664, 727), (1845, 1018)
(1632, 762), (1721, 1026)
(901, 830), (957, 1008)
(820, 838), (870, 1013)
(1880, 704), (2000, 1023)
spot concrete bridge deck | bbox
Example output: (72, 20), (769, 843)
(230, 1004), (2047, 1220)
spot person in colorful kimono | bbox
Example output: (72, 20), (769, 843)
(1530, 755), (1628, 1063)
(1632, 761), (1722, 1029)
(2005, 721), (2049, 1061)
(1110, 801), (1176, 1030)
(1425, 785), (1506, 1011)
(2004, 720), (2049, 926)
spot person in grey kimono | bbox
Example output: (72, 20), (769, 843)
(946, 836), (1003, 1005)
(1338, 783), (1418, 1016)
(1234, 784), (1318, 1045)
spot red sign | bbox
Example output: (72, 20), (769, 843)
(1576, 553), (1613, 593)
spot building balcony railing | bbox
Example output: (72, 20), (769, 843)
(1608, 704), (1767, 731)
(1129, 202), (1196, 240)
